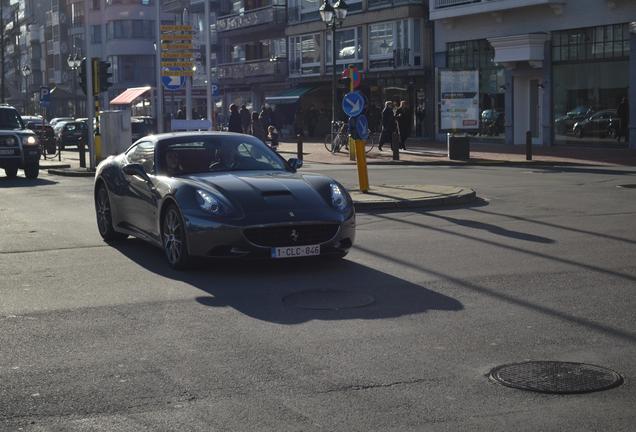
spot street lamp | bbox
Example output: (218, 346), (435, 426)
(21, 65), (31, 114)
(67, 53), (82, 117)
(320, 0), (348, 137)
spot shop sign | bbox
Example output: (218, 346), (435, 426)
(440, 70), (479, 131)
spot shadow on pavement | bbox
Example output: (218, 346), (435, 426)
(112, 239), (463, 324)
(0, 177), (58, 187)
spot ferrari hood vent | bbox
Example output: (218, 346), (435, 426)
(261, 190), (292, 197)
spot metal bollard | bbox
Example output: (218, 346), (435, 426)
(525, 130), (532, 161)
(78, 138), (86, 168)
(296, 132), (304, 162)
(391, 134), (400, 161)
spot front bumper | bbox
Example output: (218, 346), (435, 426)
(183, 213), (356, 259)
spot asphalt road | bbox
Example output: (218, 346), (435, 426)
(1, 163), (635, 431)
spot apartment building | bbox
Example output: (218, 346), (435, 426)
(430, 0), (636, 148)
(281, 0), (432, 137)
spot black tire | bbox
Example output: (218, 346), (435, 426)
(4, 166), (18, 178)
(324, 133), (335, 152)
(576, 127), (583, 138)
(24, 164), (39, 179)
(46, 142), (57, 155)
(95, 184), (127, 243)
(162, 204), (191, 270)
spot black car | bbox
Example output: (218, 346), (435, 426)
(58, 121), (88, 149)
(554, 106), (593, 135)
(94, 132), (356, 269)
(573, 109), (617, 138)
(0, 105), (40, 179)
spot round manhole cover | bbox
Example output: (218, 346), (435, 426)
(617, 184), (636, 189)
(489, 361), (623, 394)
(283, 290), (375, 310)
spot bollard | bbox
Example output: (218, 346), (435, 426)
(526, 130), (532, 161)
(296, 132), (303, 162)
(391, 133), (400, 161)
(78, 138), (86, 168)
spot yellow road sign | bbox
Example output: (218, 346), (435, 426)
(161, 34), (193, 41)
(161, 61), (194, 68)
(161, 69), (194, 76)
(161, 52), (194, 59)
(160, 25), (192, 32)
(161, 43), (193, 51)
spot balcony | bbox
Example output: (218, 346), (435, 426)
(217, 5), (286, 33)
(368, 0), (423, 11)
(218, 58), (287, 82)
(430, 0), (565, 20)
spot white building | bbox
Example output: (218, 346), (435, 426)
(430, 0), (636, 148)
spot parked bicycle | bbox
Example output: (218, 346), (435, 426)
(324, 120), (376, 154)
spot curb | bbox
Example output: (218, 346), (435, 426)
(40, 163), (71, 169)
(303, 159), (598, 168)
(352, 188), (477, 211)
(47, 168), (95, 177)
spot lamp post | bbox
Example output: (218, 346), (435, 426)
(320, 0), (348, 137)
(67, 53), (82, 117)
(21, 65), (31, 114)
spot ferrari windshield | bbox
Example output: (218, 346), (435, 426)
(158, 135), (287, 176)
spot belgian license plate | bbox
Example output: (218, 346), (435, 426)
(0, 149), (14, 155)
(272, 244), (320, 259)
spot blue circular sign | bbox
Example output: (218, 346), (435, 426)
(161, 74), (186, 91)
(356, 114), (369, 140)
(342, 91), (365, 118)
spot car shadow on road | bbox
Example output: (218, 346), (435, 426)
(0, 177), (58, 187)
(112, 239), (463, 324)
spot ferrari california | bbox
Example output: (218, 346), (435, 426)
(94, 132), (355, 268)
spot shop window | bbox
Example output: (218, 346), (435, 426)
(369, 19), (422, 69)
(325, 26), (363, 72)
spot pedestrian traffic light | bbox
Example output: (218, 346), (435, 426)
(99, 61), (113, 93)
(79, 58), (87, 95)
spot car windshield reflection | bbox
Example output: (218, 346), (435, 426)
(159, 135), (287, 176)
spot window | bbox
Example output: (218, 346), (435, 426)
(107, 20), (154, 40)
(325, 27), (363, 66)
(91, 25), (101, 44)
(126, 141), (155, 173)
(289, 33), (320, 75)
(369, 22), (394, 58)
(552, 23), (629, 63)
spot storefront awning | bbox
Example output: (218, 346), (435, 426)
(110, 86), (152, 105)
(265, 86), (316, 104)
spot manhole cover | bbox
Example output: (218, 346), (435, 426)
(489, 361), (623, 394)
(283, 290), (374, 310)
(617, 184), (636, 189)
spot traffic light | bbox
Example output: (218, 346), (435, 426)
(92, 58), (100, 96)
(79, 58), (87, 95)
(98, 61), (113, 93)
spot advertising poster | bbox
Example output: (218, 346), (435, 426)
(440, 70), (480, 131)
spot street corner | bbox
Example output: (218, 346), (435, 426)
(349, 184), (477, 211)
(47, 167), (96, 177)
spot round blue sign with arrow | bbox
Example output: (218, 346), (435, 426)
(162, 74), (186, 91)
(342, 91), (365, 118)
(355, 114), (369, 140)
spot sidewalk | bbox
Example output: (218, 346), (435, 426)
(278, 137), (636, 167)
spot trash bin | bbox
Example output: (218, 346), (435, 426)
(447, 134), (470, 160)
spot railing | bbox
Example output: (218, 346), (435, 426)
(217, 5), (286, 32)
(368, 0), (422, 8)
(434, 0), (481, 7)
(218, 58), (288, 80)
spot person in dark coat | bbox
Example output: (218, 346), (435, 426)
(227, 104), (242, 133)
(616, 96), (629, 143)
(378, 101), (394, 151)
(250, 111), (267, 144)
(239, 104), (251, 133)
(395, 100), (411, 150)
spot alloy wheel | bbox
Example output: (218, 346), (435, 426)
(96, 187), (111, 236)
(163, 208), (184, 266)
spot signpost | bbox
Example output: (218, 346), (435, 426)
(341, 65), (369, 193)
(160, 24), (194, 124)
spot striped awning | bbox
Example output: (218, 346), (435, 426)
(110, 86), (151, 105)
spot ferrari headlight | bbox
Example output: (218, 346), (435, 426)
(330, 183), (347, 211)
(195, 189), (223, 215)
(22, 135), (38, 146)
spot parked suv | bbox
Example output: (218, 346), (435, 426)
(0, 105), (40, 179)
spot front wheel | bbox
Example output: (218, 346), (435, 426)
(95, 184), (127, 243)
(162, 205), (191, 270)
(24, 164), (39, 179)
(324, 133), (335, 153)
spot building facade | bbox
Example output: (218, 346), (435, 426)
(430, 0), (636, 148)
(283, 0), (433, 138)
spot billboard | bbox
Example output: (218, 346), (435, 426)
(440, 70), (479, 131)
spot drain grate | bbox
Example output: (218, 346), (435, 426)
(617, 184), (636, 189)
(489, 361), (623, 394)
(283, 290), (375, 310)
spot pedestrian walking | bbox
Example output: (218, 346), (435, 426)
(239, 104), (251, 133)
(250, 112), (267, 144)
(395, 100), (411, 150)
(227, 104), (242, 133)
(378, 101), (394, 151)
(617, 96), (629, 143)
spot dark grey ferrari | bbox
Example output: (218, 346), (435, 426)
(94, 132), (355, 268)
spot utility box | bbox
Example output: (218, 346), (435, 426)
(100, 110), (132, 157)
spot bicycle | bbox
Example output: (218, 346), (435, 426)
(324, 121), (349, 153)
